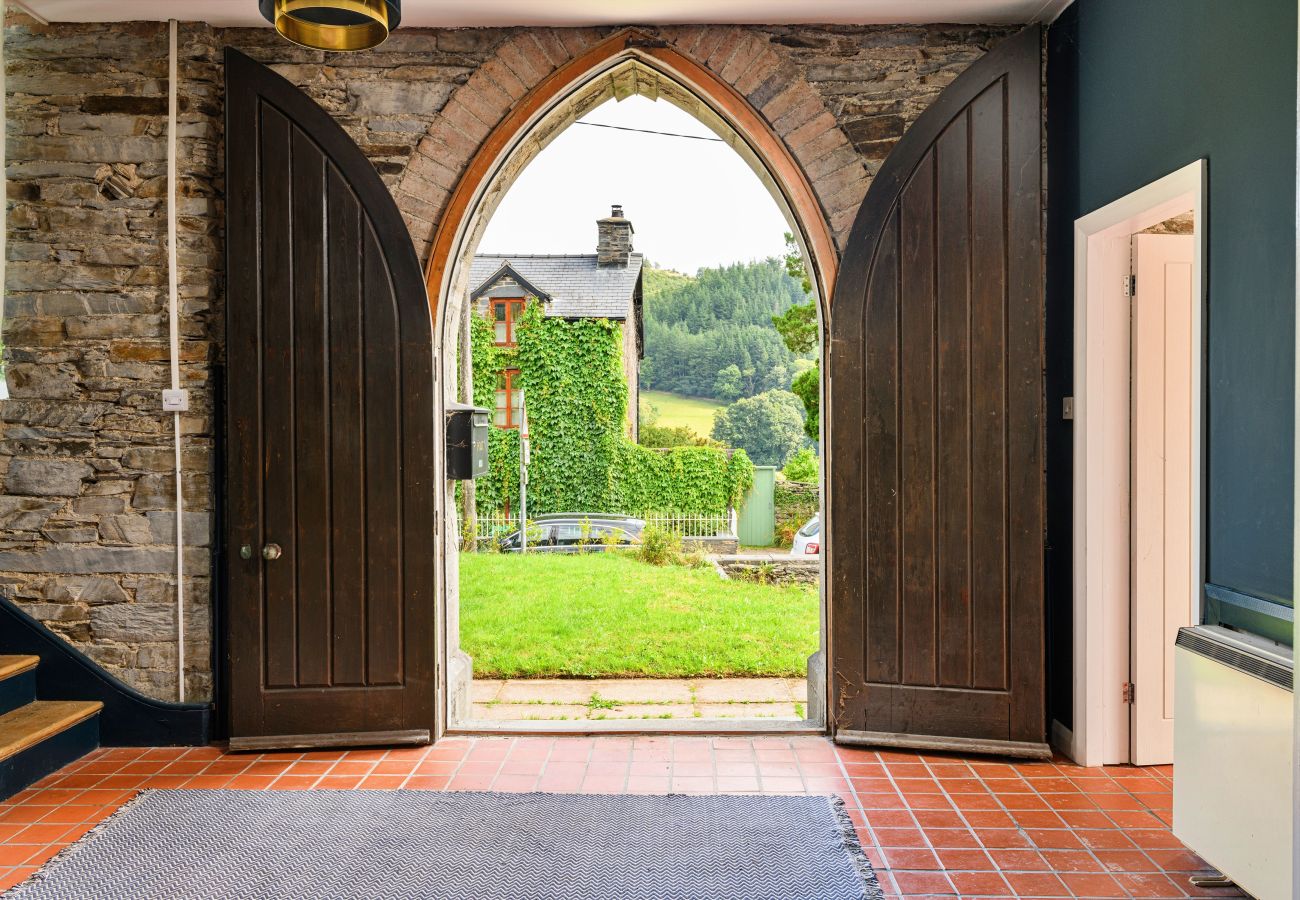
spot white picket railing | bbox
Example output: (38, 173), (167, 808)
(469, 511), (733, 545)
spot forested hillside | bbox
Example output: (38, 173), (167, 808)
(640, 259), (813, 401)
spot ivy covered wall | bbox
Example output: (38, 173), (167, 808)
(469, 301), (752, 517)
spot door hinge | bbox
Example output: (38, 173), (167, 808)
(1122, 681), (1135, 704)
(1062, 396), (1074, 420)
(1123, 275), (1136, 298)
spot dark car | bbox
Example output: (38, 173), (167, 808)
(498, 515), (644, 553)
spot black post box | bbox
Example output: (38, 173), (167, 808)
(445, 403), (490, 480)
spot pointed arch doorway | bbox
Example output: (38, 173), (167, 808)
(222, 27), (1047, 755)
(423, 31), (840, 735)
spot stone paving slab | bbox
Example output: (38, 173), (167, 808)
(470, 678), (809, 722)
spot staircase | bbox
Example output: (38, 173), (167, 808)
(0, 655), (103, 800)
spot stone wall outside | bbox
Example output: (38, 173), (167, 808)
(0, 18), (1013, 701)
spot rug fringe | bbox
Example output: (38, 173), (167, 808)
(829, 795), (885, 900)
(0, 789), (154, 898)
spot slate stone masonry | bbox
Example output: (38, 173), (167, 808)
(0, 16), (1011, 700)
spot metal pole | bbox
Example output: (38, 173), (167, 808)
(458, 299), (477, 549)
(519, 390), (528, 553)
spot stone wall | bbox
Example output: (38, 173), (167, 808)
(0, 17), (1013, 701)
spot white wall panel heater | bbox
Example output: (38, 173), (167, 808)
(1173, 626), (1293, 899)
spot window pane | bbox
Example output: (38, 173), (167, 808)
(494, 303), (506, 321)
(554, 524), (584, 545)
(495, 322), (508, 343)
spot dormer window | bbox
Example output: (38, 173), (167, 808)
(491, 297), (525, 346)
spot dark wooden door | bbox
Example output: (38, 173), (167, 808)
(827, 27), (1046, 757)
(224, 50), (437, 750)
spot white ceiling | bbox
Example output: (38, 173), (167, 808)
(16, 0), (1073, 28)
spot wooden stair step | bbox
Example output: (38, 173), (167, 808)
(0, 656), (38, 682)
(0, 700), (103, 763)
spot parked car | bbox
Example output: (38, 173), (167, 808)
(791, 514), (820, 557)
(498, 514), (644, 553)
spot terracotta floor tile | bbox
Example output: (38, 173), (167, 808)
(921, 827), (982, 849)
(491, 774), (539, 792)
(447, 774), (495, 791)
(0, 736), (1245, 899)
(1036, 849), (1103, 873)
(935, 847), (995, 870)
(1058, 871), (1125, 897)
(881, 847), (941, 870)
(1003, 871), (1071, 897)
(873, 827), (929, 849)
(949, 870), (1013, 896)
(1111, 872), (1186, 897)
(890, 870), (955, 895)
(1026, 829), (1086, 850)
(1091, 849), (1160, 874)
(987, 848), (1050, 871)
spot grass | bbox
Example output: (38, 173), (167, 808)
(641, 389), (723, 436)
(459, 551), (818, 679)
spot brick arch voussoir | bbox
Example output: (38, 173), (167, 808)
(398, 23), (856, 315)
(655, 25), (869, 250)
(394, 27), (608, 261)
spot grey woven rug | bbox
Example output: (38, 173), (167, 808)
(4, 789), (881, 900)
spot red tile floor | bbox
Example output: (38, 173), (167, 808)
(0, 736), (1244, 899)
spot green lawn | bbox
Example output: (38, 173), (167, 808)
(641, 389), (723, 437)
(459, 552), (817, 678)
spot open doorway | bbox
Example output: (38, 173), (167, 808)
(1069, 160), (1206, 766)
(436, 65), (831, 733)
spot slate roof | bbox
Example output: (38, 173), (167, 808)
(469, 253), (644, 320)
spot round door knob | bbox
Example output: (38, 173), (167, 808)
(262, 543), (283, 561)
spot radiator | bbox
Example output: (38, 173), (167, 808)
(1173, 626), (1294, 900)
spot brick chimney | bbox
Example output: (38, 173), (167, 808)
(597, 204), (634, 267)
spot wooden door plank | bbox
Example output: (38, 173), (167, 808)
(258, 103), (298, 691)
(968, 83), (1009, 695)
(899, 151), (939, 688)
(864, 214), (901, 689)
(326, 168), (367, 688)
(1004, 49), (1045, 743)
(935, 113), (973, 689)
(362, 224), (404, 688)
(290, 127), (332, 689)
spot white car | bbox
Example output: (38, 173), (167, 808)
(791, 514), (820, 557)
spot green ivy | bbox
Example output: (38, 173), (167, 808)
(470, 299), (753, 515)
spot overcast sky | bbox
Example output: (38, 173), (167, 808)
(478, 95), (791, 275)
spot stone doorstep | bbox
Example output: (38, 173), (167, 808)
(469, 678), (809, 722)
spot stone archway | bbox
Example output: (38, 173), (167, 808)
(402, 26), (864, 732)
(396, 26), (868, 313)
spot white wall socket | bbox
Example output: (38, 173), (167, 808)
(162, 388), (190, 412)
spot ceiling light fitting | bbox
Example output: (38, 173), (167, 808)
(259, 0), (401, 52)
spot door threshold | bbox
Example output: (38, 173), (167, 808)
(449, 718), (826, 736)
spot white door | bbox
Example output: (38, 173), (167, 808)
(1129, 233), (1195, 766)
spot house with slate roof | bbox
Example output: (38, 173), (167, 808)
(468, 205), (645, 437)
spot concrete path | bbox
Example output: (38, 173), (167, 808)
(471, 678), (808, 722)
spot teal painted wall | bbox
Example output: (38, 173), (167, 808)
(1046, 0), (1297, 722)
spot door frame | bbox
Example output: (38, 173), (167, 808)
(1066, 159), (1207, 767)
(422, 31), (838, 734)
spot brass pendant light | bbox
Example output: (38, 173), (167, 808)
(259, 0), (402, 52)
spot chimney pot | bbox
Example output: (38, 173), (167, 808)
(597, 205), (633, 267)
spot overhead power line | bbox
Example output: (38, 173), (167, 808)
(574, 121), (725, 143)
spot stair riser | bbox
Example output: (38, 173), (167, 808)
(0, 716), (99, 801)
(0, 669), (36, 717)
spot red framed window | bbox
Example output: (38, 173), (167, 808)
(491, 298), (526, 346)
(494, 368), (523, 429)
